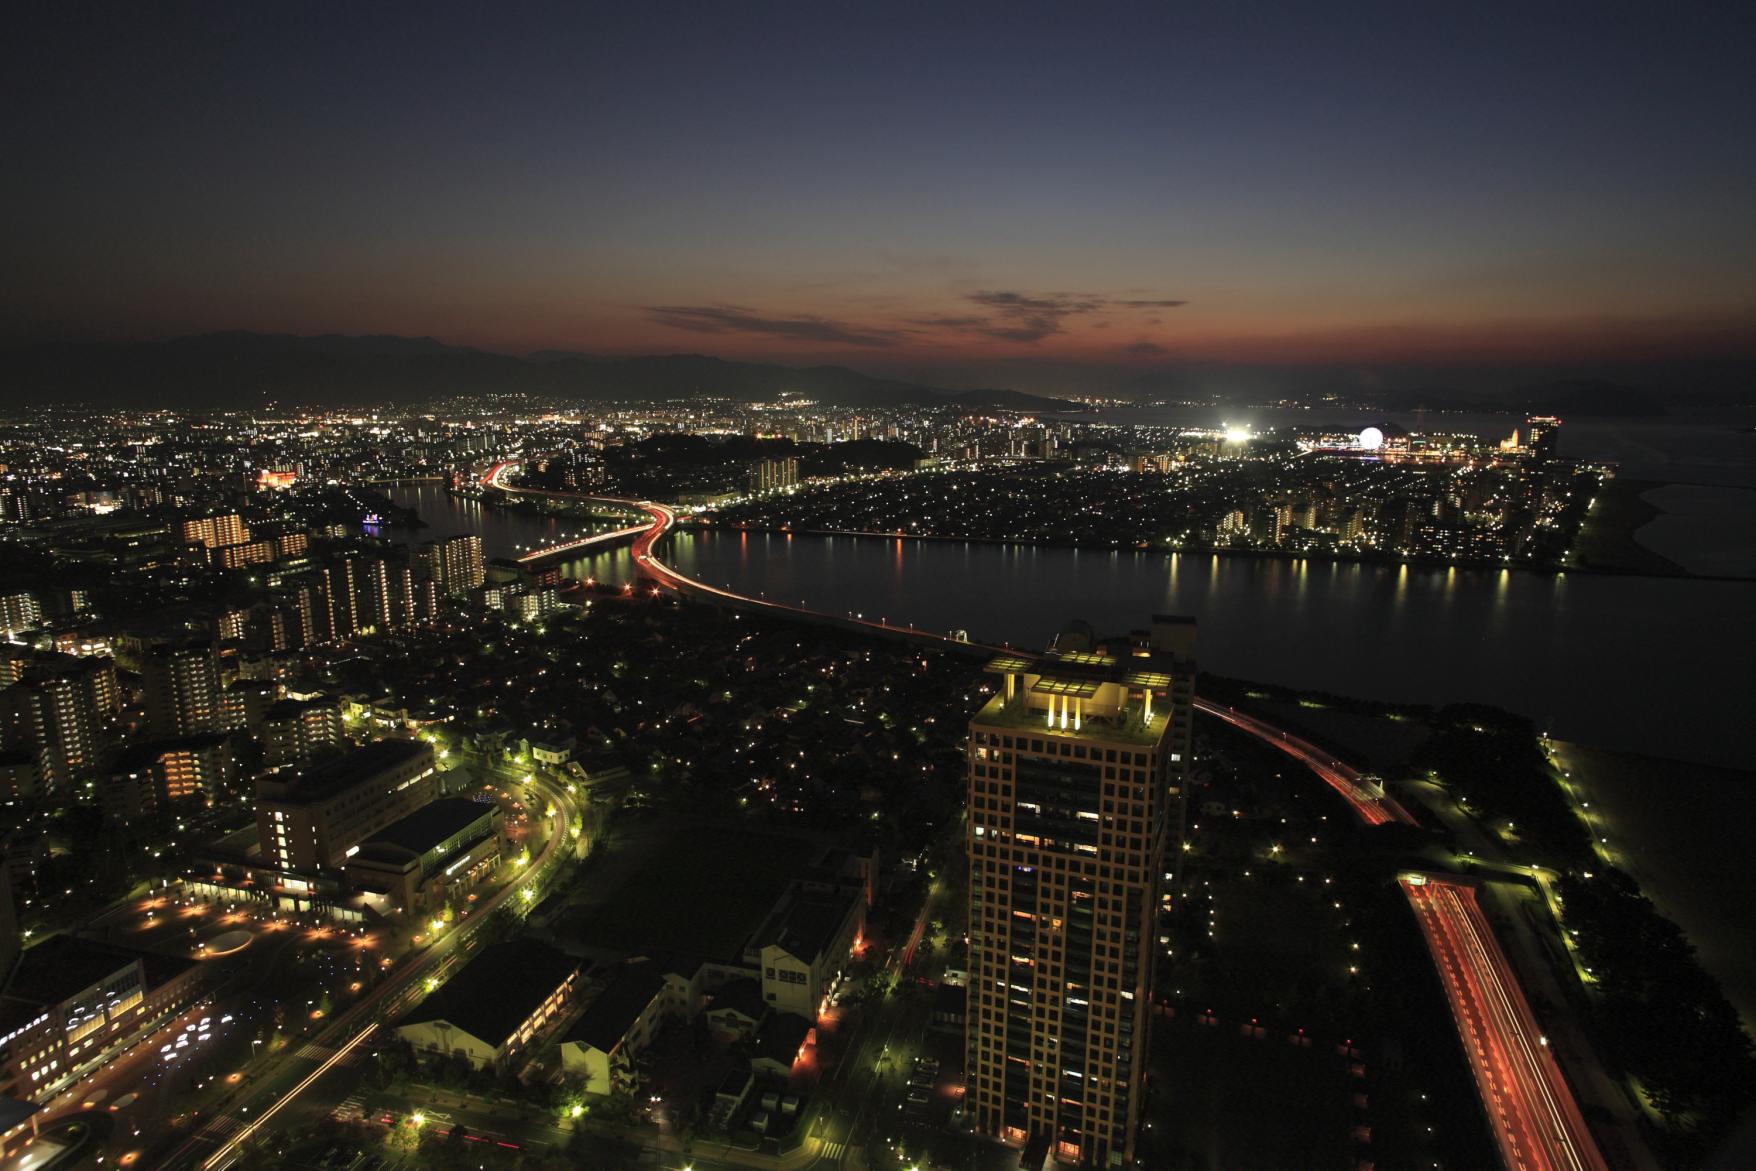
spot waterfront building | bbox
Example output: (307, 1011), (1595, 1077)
(749, 457), (799, 495)
(418, 533), (485, 596)
(964, 615), (1196, 1167)
(1525, 415), (1562, 460)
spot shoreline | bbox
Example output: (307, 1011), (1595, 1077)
(684, 518), (1756, 584)
(1549, 741), (1756, 1038)
(1573, 476), (1692, 577)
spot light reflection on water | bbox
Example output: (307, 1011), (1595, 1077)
(656, 529), (1750, 768)
(387, 483), (1752, 768)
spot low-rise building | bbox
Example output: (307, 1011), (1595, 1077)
(703, 976), (768, 1042)
(750, 1012), (815, 1081)
(0, 935), (204, 1104)
(746, 884), (864, 1019)
(346, 797), (501, 916)
(529, 737), (574, 767)
(559, 960), (674, 1096)
(395, 939), (579, 1070)
(558, 846), (869, 1097)
(710, 1064), (755, 1129)
(0, 1096), (43, 1160)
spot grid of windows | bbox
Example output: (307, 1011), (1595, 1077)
(965, 634), (1192, 1168)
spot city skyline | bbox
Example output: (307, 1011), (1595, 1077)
(0, 397), (1748, 1169)
(2, 4), (1754, 1169)
(7, 3), (1755, 394)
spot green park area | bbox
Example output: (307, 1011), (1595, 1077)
(1572, 476), (1688, 576)
(566, 821), (813, 958)
(1144, 1014), (1355, 1171)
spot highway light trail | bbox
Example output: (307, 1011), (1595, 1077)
(203, 1022), (380, 1170)
(484, 459), (660, 569)
(1404, 877), (1608, 1171)
(1192, 702), (1416, 826)
(515, 523), (647, 564)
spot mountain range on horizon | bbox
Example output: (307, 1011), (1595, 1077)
(0, 330), (1715, 417)
(0, 331), (1086, 414)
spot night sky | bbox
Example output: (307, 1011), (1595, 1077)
(6, 2), (1754, 385)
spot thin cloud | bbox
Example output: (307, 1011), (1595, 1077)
(917, 290), (1187, 344)
(905, 314), (992, 330)
(646, 305), (905, 348)
(966, 291), (1106, 315)
(957, 291), (1091, 342)
(1124, 340), (1168, 356)
(645, 291), (1188, 350)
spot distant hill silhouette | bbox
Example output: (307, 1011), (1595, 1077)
(1511, 379), (1671, 417)
(2, 332), (1711, 416)
(0, 332), (1082, 413)
(1360, 378), (1670, 417)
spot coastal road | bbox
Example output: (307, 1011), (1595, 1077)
(1404, 876), (1609, 1171)
(1192, 701), (1417, 827)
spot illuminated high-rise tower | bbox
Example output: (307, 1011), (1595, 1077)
(965, 615), (1195, 1167)
(1524, 415), (1562, 460)
(418, 533), (485, 596)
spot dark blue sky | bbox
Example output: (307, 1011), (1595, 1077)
(5, 1), (1753, 386)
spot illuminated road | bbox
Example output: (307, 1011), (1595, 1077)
(1193, 703), (1417, 826)
(482, 459), (660, 571)
(483, 464), (1611, 1171)
(155, 771), (580, 1171)
(1404, 877), (1609, 1171)
(501, 470), (1414, 832)
(515, 523), (648, 564)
